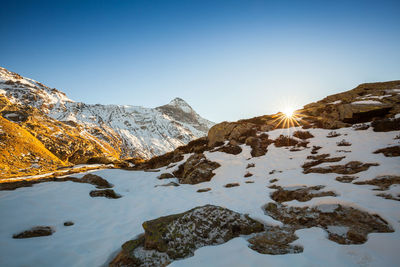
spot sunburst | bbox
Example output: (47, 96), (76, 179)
(270, 106), (303, 130)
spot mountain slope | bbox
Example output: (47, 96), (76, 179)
(0, 67), (214, 160)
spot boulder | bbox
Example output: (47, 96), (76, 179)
(109, 205), (264, 266)
(173, 154), (220, 184)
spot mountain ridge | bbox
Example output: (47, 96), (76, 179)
(0, 66), (214, 178)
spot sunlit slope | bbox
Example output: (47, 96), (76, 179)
(0, 95), (121, 178)
(0, 115), (66, 177)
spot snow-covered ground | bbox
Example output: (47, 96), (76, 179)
(0, 126), (399, 267)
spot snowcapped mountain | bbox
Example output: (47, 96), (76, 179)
(0, 67), (214, 159)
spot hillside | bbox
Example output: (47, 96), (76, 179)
(0, 81), (398, 266)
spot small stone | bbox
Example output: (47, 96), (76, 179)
(64, 221), (74, 226)
(197, 188), (211, 193)
(224, 183), (240, 188)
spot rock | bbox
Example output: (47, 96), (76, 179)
(13, 226), (54, 239)
(110, 205), (264, 266)
(311, 145), (322, 154)
(270, 185), (337, 203)
(224, 183), (240, 188)
(0, 173), (113, 191)
(208, 122), (256, 147)
(372, 118), (400, 132)
(245, 134), (273, 157)
(293, 130), (314, 140)
(336, 139), (351, 146)
(374, 145), (400, 157)
(215, 144), (243, 155)
(64, 221), (74, 226)
(196, 188), (211, 193)
(245, 181), (255, 184)
(303, 161), (379, 174)
(335, 176), (357, 183)
(244, 172), (253, 177)
(354, 175), (400, 191)
(89, 189), (121, 199)
(264, 202), (393, 245)
(172, 153), (220, 184)
(248, 226), (303, 255)
(79, 174), (113, 188)
(269, 178), (278, 183)
(246, 163), (255, 168)
(157, 173), (174, 179)
(327, 131), (341, 138)
(302, 154), (345, 170)
(376, 193), (400, 201)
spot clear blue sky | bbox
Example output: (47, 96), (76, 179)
(1, 0), (399, 122)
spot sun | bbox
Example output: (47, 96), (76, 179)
(283, 107), (295, 118)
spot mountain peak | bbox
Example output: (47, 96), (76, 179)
(167, 97), (193, 113)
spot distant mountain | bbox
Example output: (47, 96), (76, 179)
(0, 66), (214, 177)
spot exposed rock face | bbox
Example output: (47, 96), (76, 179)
(302, 154), (346, 170)
(132, 137), (210, 171)
(248, 226), (303, 255)
(208, 122), (257, 147)
(270, 185), (337, 203)
(13, 226), (54, 239)
(264, 202), (393, 245)
(246, 133), (273, 157)
(109, 205), (264, 266)
(303, 161), (379, 174)
(374, 145), (400, 157)
(372, 118), (400, 132)
(354, 175), (400, 191)
(215, 144), (243, 155)
(172, 153), (221, 184)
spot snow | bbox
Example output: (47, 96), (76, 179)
(351, 100), (383, 105)
(328, 100), (342, 105)
(0, 125), (399, 266)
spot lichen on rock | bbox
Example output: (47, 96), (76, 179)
(109, 205), (264, 266)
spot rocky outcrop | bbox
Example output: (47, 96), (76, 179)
(270, 185), (337, 203)
(208, 122), (257, 147)
(248, 226), (303, 255)
(302, 154), (346, 170)
(303, 161), (379, 174)
(354, 175), (400, 191)
(109, 205), (264, 266)
(372, 118), (400, 132)
(264, 202), (393, 244)
(374, 145), (400, 157)
(172, 153), (220, 184)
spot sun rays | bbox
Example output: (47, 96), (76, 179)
(270, 107), (303, 130)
